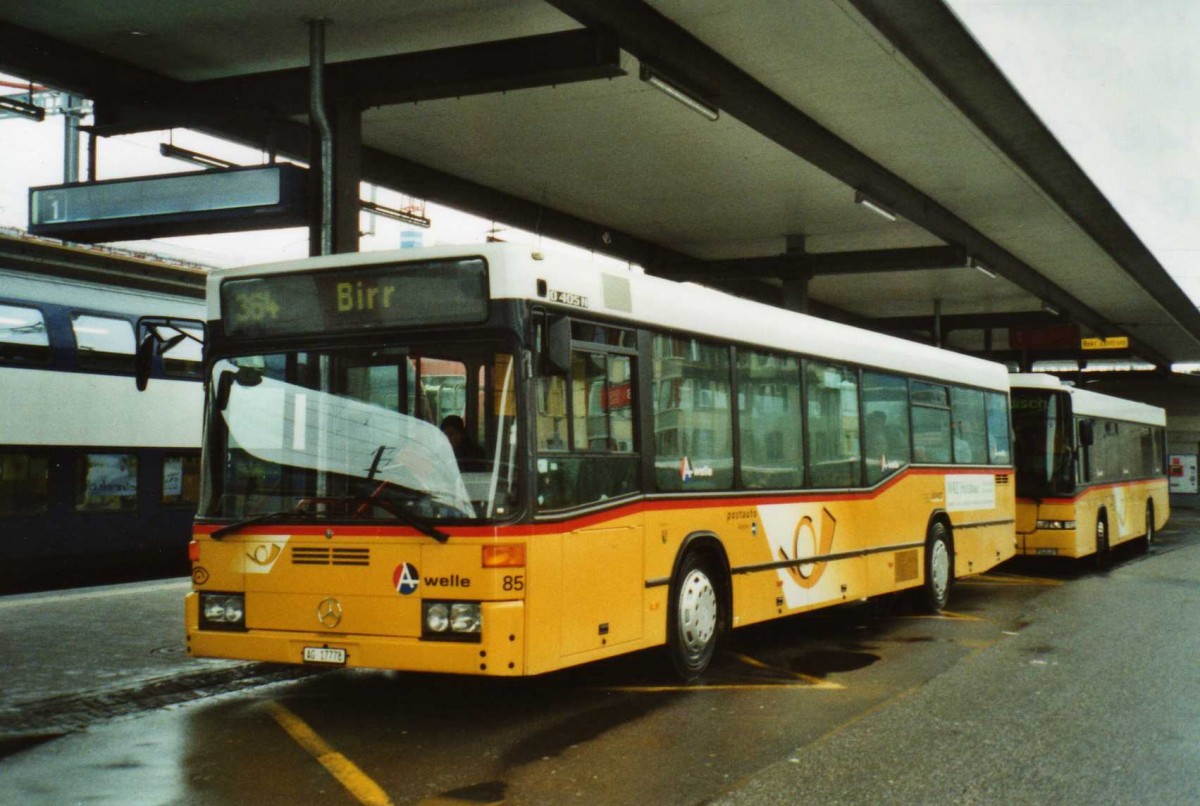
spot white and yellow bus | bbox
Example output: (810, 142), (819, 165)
(1010, 373), (1168, 561)
(172, 244), (1016, 680)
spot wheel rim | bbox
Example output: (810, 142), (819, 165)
(677, 568), (718, 659)
(930, 538), (951, 601)
(1098, 518), (1107, 552)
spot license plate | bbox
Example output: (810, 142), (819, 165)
(303, 646), (347, 665)
(1036, 548), (1058, 556)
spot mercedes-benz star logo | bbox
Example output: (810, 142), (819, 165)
(317, 597), (343, 628)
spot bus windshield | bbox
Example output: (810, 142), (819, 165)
(1011, 390), (1074, 498)
(200, 341), (520, 525)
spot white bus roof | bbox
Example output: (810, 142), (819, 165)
(210, 243), (1009, 392)
(1009, 373), (1166, 426)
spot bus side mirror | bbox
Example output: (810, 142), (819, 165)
(134, 317), (207, 391)
(546, 316), (572, 375)
(1079, 420), (1094, 447)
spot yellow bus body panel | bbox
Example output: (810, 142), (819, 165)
(187, 467), (1016, 677)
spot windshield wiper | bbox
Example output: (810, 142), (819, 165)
(210, 509), (313, 540)
(386, 507), (449, 543)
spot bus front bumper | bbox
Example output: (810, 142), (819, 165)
(185, 593), (526, 676)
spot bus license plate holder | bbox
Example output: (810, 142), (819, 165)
(303, 646), (347, 665)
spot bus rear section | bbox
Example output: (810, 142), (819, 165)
(1011, 374), (1168, 559)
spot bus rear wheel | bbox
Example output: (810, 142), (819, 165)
(919, 521), (952, 613)
(668, 552), (720, 682)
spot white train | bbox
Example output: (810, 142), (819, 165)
(0, 267), (204, 591)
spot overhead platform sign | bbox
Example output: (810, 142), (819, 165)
(28, 164), (308, 242)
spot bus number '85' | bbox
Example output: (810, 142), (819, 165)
(503, 575), (525, 592)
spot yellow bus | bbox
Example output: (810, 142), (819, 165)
(1010, 373), (1168, 561)
(173, 244), (1016, 680)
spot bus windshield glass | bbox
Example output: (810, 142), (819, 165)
(1011, 390), (1074, 498)
(201, 341), (520, 525)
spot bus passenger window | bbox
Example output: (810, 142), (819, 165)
(985, 393), (1011, 464)
(911, 382), (951, 464)
(0, 303), (51, 365)
(806, 362), (861, 488)
(652, 335), (732, 492)
(737, 350), (802, 489)
(950, 387), (988, 465)
(863, 372), (910, 484)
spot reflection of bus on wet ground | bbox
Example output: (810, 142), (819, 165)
(1010, 373), (1168, 562)
(176, 243), (1016, 682)
(0, 267), (204, 592)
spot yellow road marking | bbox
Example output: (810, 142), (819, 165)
(897, 610), (982, 621)
(601, 683), (841, 692)
(733, 652), (845, 689)
(267, 701), (393, 806)
(964, 573), (1064, 587)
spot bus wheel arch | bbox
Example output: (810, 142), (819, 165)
(919, 513), (954, 613)
(666, 532), (730, 682)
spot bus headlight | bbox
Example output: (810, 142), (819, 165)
(423, 601), (482, 640)
(425, 602), (450, 633)
(1036, 519), (1076, 530)
(450, 603), (482, 634)
(200, 593), (246, 630)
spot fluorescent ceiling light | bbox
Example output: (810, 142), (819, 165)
(159, 143), (237, 170)
(361, 199), (431, 229)
(969, 257), (997, 279)
(640, 65), (719, 122)
(854, 191), (897, 222)
(1041, 301), (1061, 316)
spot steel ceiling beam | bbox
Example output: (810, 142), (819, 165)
(544, 0), (1171, 367)
(658, 245), (969, 281)
(91, 29), (625, 135)
(849, 0), (1200, 358)
(874, 310), (1065, 334)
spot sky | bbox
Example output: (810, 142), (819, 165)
(0, 2), (1196, 299)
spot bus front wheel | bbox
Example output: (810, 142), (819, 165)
(668, 552), (720, 682)
(919, 521), (953, 613)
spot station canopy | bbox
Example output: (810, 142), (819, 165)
(2, 0), (1198, 367)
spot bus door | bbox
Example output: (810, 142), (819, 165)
(535, 323), (644, 658)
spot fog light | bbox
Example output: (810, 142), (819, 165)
(425, 602), (450, 633)
(450, 603), (482, 634)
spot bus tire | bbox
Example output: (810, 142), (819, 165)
(1094, 512), (1110, 567)
(1140, 502), (1155, 552)
(668, 551), (721, 682)
(919, 520), (953, 613)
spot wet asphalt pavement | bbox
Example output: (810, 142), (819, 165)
(1, 513), (1199, 804)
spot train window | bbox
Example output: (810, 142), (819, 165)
(162, 327), (204, 378)
(72, 314), (135, 373)
(75, 453), (138, 512)
(161, 453), (201, 506)
(0, 451), (50, 515)
(0, 303), (51, 365)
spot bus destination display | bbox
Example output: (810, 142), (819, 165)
(221, 258), (488, 338)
